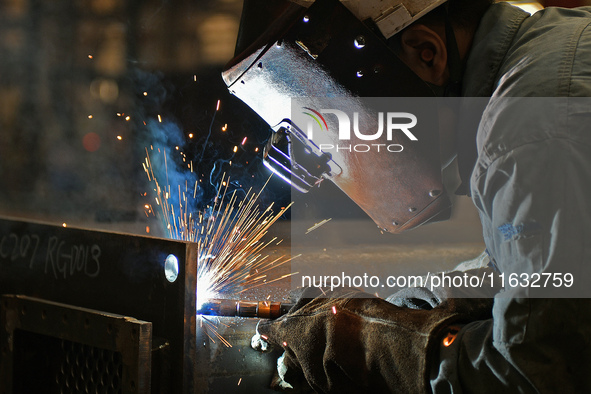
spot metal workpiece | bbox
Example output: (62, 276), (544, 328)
(194, 316), (284, 393)
(198, 298), (294, 318)
(0, 217), (290, 393)
(1, 295), (152, 393)
(193, 287), (296, 392)
(0, 217), (198, 393)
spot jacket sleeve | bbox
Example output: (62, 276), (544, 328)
(430, 98), (591, 393)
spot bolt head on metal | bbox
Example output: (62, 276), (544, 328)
(408, 207), (417, 213)
(303, 15), (310, 22)
(356, 70), (364, 77)
(164, 254), (179, 283)
(354, 35), (366, 49)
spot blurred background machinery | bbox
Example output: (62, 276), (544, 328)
(0, 0), (284, 232)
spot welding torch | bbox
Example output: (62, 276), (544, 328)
(198, 298), (294, 319)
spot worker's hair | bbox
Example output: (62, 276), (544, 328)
(420, 0), (494, 30)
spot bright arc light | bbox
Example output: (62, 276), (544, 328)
(196, 275), (215, 311)
(196, 254), (216, 310)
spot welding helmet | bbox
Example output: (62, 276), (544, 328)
(221, 0), (453, 233)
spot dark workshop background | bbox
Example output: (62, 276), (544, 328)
(0, 0), (289, 236)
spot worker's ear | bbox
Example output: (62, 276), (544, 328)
(397, 24), (448, 86)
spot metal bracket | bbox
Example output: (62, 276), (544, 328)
(1, 295), (152, 393)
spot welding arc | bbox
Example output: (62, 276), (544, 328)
(198, 299), (294, 318)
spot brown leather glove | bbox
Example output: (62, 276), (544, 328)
(253, 287), (469, 394)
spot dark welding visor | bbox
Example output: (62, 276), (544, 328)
(222, 0), (451, 233)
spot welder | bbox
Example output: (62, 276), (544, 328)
(222, 0), (591, 392)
